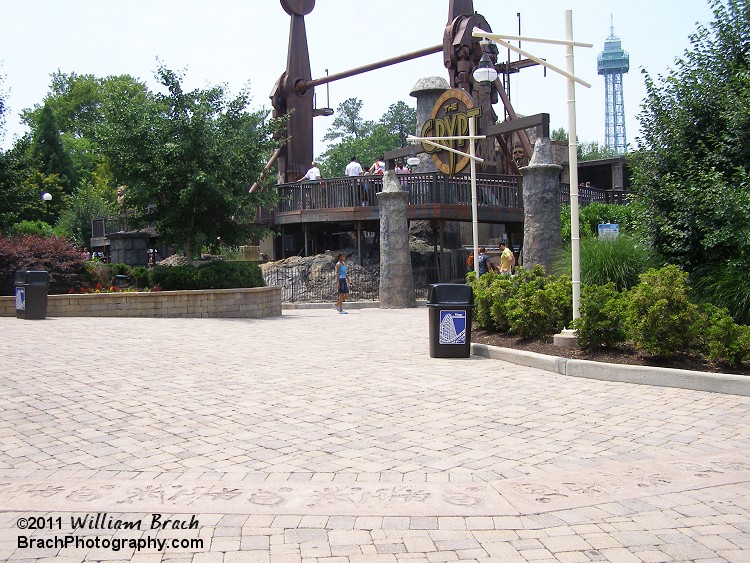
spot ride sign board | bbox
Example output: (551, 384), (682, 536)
(420, 89), (481, 176)
(598, 223), (620, 239)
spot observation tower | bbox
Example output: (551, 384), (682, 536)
(597, 19), (629, 153)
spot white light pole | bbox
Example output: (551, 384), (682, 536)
(407, 38), (497, 279)
(472, 15), (592, 320)
(41, 192), (52, 224)
(406, 131), (486, 278)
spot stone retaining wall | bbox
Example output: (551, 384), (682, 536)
(0, 286), (281, 318)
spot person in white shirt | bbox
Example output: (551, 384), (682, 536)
(345, 156), (363, 177)
(299, 161), (322, 182)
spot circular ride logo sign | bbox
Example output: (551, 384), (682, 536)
(420, 89), (482, 176)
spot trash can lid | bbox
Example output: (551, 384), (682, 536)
(14, 270), (28, 284)
(25, 270), (49, 284)
(426, 283), (474, 305)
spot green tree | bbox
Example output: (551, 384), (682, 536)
(29, 104), (76, 195)
(319, 124), (398, 177)
(631, 0), (750, 272)
(578, 140), (618, 161)
(100, 65), (280, 263)
(22, 72), (147, 201)
(379, 101), (416, 147)
(548, 128), (617, 160)
(57, 182), (115, 247)
(322, 98), (373, 142)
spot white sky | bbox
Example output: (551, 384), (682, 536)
(1, 0), (714, 157)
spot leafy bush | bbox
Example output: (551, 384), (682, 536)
(150, 261), (265, 291)
(691, 261), (750, 325)
(111, 263), (130, 275)
(553, 235), (660, 292)
(0, 235), (90, 295)
(624, 265), (699, 358)
(468, 265), (572, 338)
(487, 274), (518, 333)
(505, 269), (572, 339)
(572, 283), (627, 349)
(150, 265), (200, 291)
(129, 266), (150, 289)
(195, 260), (265, 289)
(8, 220), (60, 238)
(698, 304), (750, 368)
(561, 202), (639, 241)
(466, 270), (497, 329)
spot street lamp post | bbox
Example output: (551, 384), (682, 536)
(407, 38), (498, 279)
(472, 14), (592, 320)
(41, 192), (52, 224)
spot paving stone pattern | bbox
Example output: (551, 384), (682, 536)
(1, 309), (749, 562)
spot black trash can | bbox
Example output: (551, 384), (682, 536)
(426, 283), (474, 358)
(14, 270), (49, 320)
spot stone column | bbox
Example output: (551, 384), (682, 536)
(520, 138), (563, 273)
(378, 171), (416, 308)
(409, 76), (449, 173)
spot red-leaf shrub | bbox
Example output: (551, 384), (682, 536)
(0, 236), (92, 295)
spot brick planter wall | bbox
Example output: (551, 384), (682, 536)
(1, 286), (281, 318)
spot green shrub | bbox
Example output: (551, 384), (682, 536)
(572, 283), (627, 349)
(553, 235), (660, 291)
(195, 260), (264, 289)
(150, 265), (199, 291)
(129, 266), (150, 289)
(560, 202), (639, 241)
(150, 261), (265, 291)
(467, 270), (498, 329)
(699, 304), (750, 368)
(625, 265), (699, 358)
(487, 274), (518, 332)
(8, 220), (57, 238)
(504, 266), (572, 339)
(691, 262), (750, 325)
(111, 263), (130, 275)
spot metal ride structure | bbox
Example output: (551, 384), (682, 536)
(597, 18), (629, 154)
(262, 0), (540, 189)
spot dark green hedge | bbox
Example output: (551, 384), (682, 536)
(150, 261), (265, 291)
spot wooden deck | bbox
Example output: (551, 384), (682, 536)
(258, 172), (525, 227)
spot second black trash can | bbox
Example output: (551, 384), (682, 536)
(426, 283), (474, 358)
(14, 270), (49, 320)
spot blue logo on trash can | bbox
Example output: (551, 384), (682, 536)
(15, 287), (25, 311)
(439, 310), (466, 345)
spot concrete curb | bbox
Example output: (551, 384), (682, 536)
(472, 343), (750, 397)
(283, 300), (427, 310)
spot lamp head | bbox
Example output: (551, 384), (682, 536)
(472, 39), (498, 84)
(42, 192), (52, 202)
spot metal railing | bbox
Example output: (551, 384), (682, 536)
(560, 184), (631, 206)
(272, 172), (522, 213)
(263, 249), (469, 303)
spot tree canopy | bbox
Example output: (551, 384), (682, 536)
(630, 0), (750, 272)
(99, 65), (280, 262)
(318, 98), (415, 177)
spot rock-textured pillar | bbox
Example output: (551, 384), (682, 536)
(520, 138), (563, 272)
(378, 171), (416, 308)
(409, 77), (449, 173)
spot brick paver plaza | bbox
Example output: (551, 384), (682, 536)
(1, 308), (749, 562)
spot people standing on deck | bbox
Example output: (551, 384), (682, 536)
(369, 156), (385, 175)
(298, 161), (322, 182)
(335, 253), (350, 314)
(394, 160), (410, 188)
(345, 156), (363, 177)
